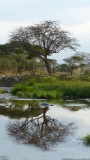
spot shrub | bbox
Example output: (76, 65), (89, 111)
(82, 134), (90, 146)
(0, 89), (4, 94)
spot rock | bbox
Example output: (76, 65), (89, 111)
(39, 102), (49, 108)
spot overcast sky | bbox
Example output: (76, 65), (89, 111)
(0, 0), (90, 63)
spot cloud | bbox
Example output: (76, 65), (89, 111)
(64, 22), (90, 35)
(0, 20), (40, 43)
(63, 22), (90, 52)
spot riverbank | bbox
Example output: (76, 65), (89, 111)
(0, 75), (30, 87)
(11, 77), (90, 99)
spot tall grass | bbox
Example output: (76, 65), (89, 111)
(11, 77), (90, 99)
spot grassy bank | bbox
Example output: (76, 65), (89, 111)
(11, 77), (90, 99)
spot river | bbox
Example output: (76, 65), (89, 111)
(0, 87), (90, 160)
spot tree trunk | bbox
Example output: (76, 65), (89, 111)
(70, 69), (73, 75)
(44, 57), (52, 75)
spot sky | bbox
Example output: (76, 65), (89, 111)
(0, 0), (90, 63)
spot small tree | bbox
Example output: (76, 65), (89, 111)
(25, 58), (44, 75)
(64, 53), (86, 75)
(10, 21), (79, 75)
(58, 64), (71, 73)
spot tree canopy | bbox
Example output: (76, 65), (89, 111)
(64, 53), (87, 75)
(10, 20), (79, 75)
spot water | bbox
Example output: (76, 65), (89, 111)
(0, 89), (90, 160)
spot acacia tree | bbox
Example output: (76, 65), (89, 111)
(10, 21), (79, 75)
(64, 53), (87, 75)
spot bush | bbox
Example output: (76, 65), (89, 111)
(82, 134), (90, 146)
(0, 89), (4, 94)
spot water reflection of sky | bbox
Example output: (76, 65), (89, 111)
(48, 105), (90, 135)
(0, 102), (90, 160)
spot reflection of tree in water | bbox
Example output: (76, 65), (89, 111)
(0, 156), (9, 160)
(7, 107), (74, 150)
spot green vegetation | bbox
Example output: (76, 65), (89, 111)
(82, 134), (90, 146)
(11, 77), (90, 99)
(0, 20), (90, 99)
(0, 21), (89, 77)
(0, 88), (4, 94)
(63, 53), (87, 75)
(10, 21), (79, 75)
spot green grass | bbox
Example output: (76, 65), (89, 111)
(0, 88), (4, 94)
(11, 77), (90, 99)
(82, 134), (90, 146)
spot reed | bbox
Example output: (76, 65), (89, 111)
(11, 78), (90, 99)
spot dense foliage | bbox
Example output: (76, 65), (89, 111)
(11, 77), (90, 99)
